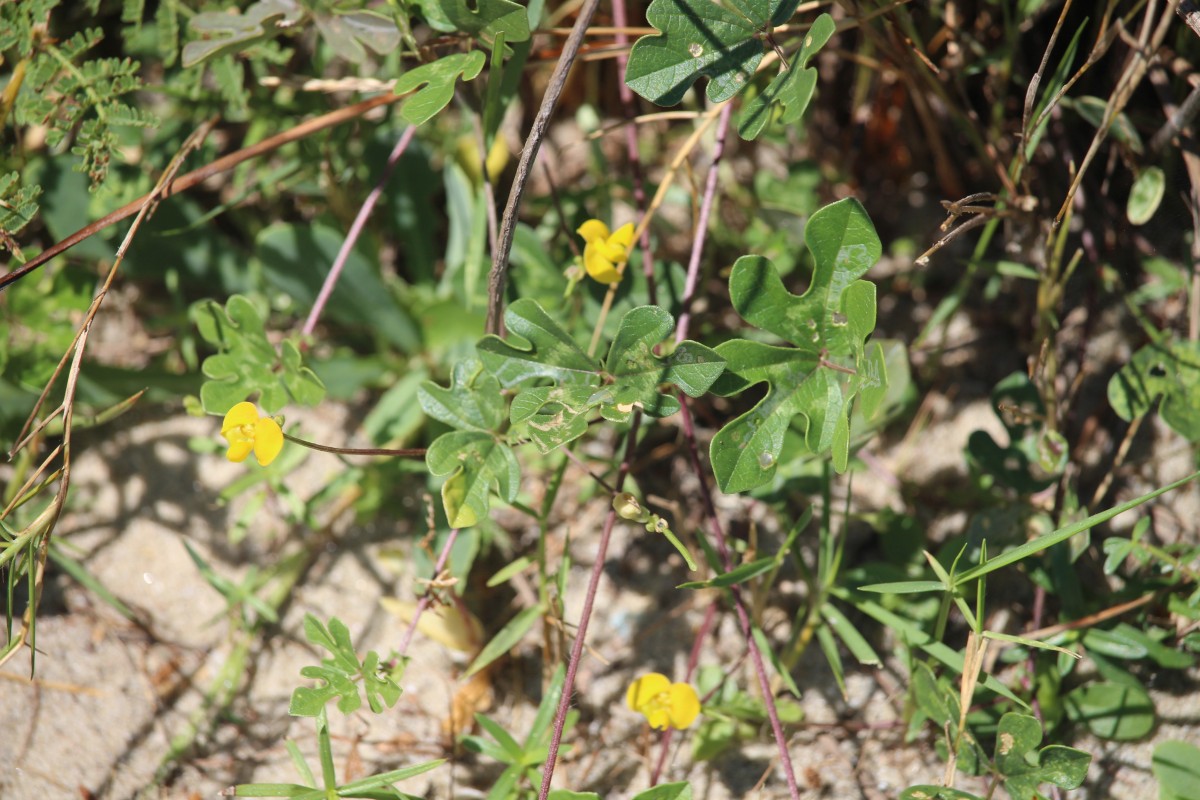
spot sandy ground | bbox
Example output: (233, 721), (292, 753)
(2, 340), (1199, 799)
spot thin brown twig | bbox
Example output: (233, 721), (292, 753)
(1, 93), (405, 292)
(485, 0), (604, 336)
(280, 432), (425, 459)
(0, 120), (203, 671)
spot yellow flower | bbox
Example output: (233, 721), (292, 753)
(577, 219), (636, 284)
(626, 672), (701, 731)
(220, 402), (284, 466)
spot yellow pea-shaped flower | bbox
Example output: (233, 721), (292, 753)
(626, 672), (701, 730)
(220, 402), (284, 467)
(577, 219), (636, 285)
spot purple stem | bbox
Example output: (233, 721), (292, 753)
(678, 399), (802, 800)
(675, 102), (734, 344)
(649, 599), (718, 785)
(662, 102), (801, 799)
(302, 125), (416, 339)
(397, 527), (460, 657)
(536, 414), (643, 800)
(612, 0), (656, 306)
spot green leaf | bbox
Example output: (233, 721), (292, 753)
(1064, 681), (1155, 740)
(898, 787), (983, 800)
(737, 13), (834, 139)
(336, 760), (445, 793)
(1070, 95), (1144, 153)
(955, 469), (1200, 583)
(182, 0), (303, 67)
(313, 9), (400, 64)
(231, 783), (315, 797)
(0, 171), (41, 251)
(192, 295), (326, 415)
(1108, 339), (1200, 441)
(858, 580), (945, 594)
(1128, 166), (1165, 225)
(626, 0), (802, 106)
(429, 0), (530, 43)
(820, 602), (881, 667)
(630, 782), (692, 800)
(1153, 741), (1200, 800)
(495, 304), (723, 451)
(547, 792), (601, 800)
(604, 305), (724, 417)
(509, 384), (596, 453)
(966, 371), (1065, 493)
(678, 555), (775, 589)
(710, 198), (884, 493)
(463, 605), (543, 677)
(477, 298), (598, 386)
(418, 360), (506, 432)
(395, 52), (487, 126)
(426, 431), (520, 528)
(994, 713), (1090, 797)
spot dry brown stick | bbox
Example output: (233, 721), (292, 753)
(485, 0), (604, 336)
(0, 92), (404, 292)
(1021, 593), (1158, 642)
(0, 124), (214, 671)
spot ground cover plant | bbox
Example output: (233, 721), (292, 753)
(2, 0), (1200, 798)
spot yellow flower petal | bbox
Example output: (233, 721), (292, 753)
(610, 222), (636, 249)
(226, 439), (254, 463)
(667, 682), (700, 729)
(626, 672), (670, 711)
(253, 416), (284, 466)
(584, 243), (621, 284)
(222, 401), (258, 434)
(576, 218), (610, 244)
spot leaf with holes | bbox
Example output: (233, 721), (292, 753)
(426, 0), (530, 44)
(966, 371), (1067, 493)
(737, 13), (834, 140)
(483, 303), (723, 452)
(426, 431), (520, 527)
(1108, 339), (1200, 441)
(994, 713), (1090, 798)
(604, 305), (725, 418)
(710, 198), (885, 493)
(394, 52), (487, 126)
(418, 359), (506, 433)
(181, 0), (302, 67)
(625, 0), (803, 106)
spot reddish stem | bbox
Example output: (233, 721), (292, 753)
(678, 400), (802, 800)
(302, 125), (416, 339)
(675, 102), (734, 344)
(649, 599), (718, 785)
(397, 528), (460, 657)
(536, 414), (642, 800)
(663, 101), (801, 800)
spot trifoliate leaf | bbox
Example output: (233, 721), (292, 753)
(994, 713), (1090, 797)
(710, 198), (884, 493)
(626, 0), (802, 106)
(737, 13), (834, 139)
